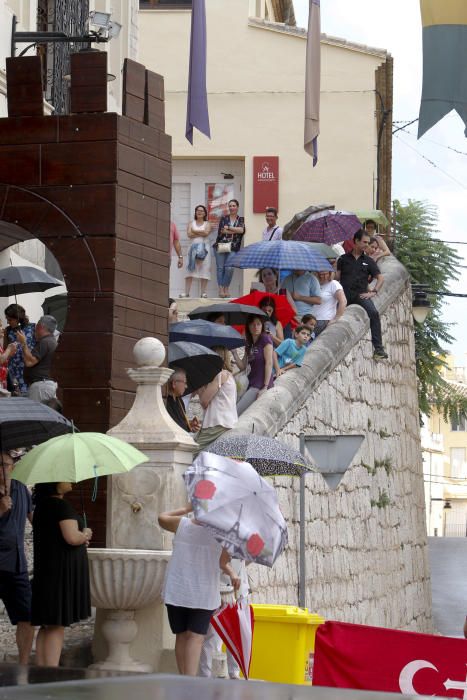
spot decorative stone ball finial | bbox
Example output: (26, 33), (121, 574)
(133, 337), (165, 368)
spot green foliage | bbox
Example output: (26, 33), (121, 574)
(371, 489), (391, 509)
(393, 199), (467, 420)
(375, 457), (393, 475)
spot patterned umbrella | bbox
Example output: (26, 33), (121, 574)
(282, 203), (332, 239)
(169, 320), (245, 350)
(293, 210), (362, 245)
(206, 434), (315, 477)
(225, 240), (333, 272)
(184, 452), (288, 567)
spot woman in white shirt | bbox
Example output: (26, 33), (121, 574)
(310, 270), (347, 336)
(194, 346), (237, 456)
(182, 205), (212, 298)
(159, 504), (239, 676)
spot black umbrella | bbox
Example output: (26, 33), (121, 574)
(168, 342), (224, 394)
(41, 293), (68, 332)
(282, 204), (332, 240)
(169, 320), (245, 350)
(0, 398), (74, 451)
(188, 302), (267, 325)
(0, 397), (74, 494)
(206, 434), (317, 477)
(0, 266), (63, 297)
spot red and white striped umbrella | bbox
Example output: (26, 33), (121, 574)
(211, 599), (255, 680)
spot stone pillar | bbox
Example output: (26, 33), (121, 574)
(107, 336), (197, 551)
(92, 336), (197, 672)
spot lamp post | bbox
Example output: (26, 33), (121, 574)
(298, 434), (364, 608)
(412, 284), (431, 324)
(11, 12), (122, 57)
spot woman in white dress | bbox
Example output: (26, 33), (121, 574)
(182, 205), (212, 298)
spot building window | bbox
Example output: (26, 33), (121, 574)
(450, 447), (466, 478)
(140, 0), (192, 8)
(451, 414), (467, 432)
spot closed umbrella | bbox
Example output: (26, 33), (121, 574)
(169, 320), (245, 350)
(211, 600), (255, 680)
(293, 210), (362, 245)
(168, 342), (223, 394)
(206, 434), (315, 477)
(188, 302), (267, 325)
(0, 266), (62, 297)
(184, 452), (288, 567)
(225, 240), (333, 272)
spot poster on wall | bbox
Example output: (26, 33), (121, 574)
(206, 183), (235, 228)
(253, 156), (279, 213)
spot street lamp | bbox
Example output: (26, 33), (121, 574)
(412, 284), (431, 324)
(11, 12), (122, 57)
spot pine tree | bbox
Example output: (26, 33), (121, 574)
(393, 199), (467, 420)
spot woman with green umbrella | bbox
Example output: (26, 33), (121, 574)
(11, 432), (148, 666)
(31, 481), (92, 666)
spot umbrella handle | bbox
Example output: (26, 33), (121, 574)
(91, 465), (99, 503)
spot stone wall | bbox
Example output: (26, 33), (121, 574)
(233, 256), (433, 632)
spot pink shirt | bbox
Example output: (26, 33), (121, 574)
(170, 222), (180, 256)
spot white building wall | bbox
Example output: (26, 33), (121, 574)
(138, 1), (387, 241)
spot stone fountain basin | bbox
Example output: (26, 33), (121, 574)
(88, 548), (171, 610)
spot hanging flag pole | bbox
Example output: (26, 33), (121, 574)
(418, 0), (467, 139)
(185, 0), (211, 144)
(304, 0), (321, 166)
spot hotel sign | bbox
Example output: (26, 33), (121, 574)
(253, 156), (279, 213)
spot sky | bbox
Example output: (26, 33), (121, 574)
(294, 0), (467, 365)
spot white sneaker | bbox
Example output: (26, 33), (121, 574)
(179, 293), (189, 298)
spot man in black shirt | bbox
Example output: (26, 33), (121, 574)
(17, 315), (58, 403)
(336, 229), (388, 360)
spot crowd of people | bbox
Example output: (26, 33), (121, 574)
(168, 213), (390, 457)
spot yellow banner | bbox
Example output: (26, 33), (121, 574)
(421, 0), (467, 27)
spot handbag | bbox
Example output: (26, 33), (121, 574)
(217, 241), (232, 254)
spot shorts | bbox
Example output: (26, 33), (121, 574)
(166, 604), (214, 636)
(0, 570), (32, 625)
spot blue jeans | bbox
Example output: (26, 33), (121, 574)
(214, 249), (235, 288)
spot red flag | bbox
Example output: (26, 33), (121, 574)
(313, 621), (467, 697)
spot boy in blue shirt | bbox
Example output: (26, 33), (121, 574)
(273, 325), (312, 377)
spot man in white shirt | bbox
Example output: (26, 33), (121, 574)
(261, 207), (283, 241)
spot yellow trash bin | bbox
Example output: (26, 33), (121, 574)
(248, 604), (324, 685)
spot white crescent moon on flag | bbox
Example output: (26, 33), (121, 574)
(399, 660), (438, 695)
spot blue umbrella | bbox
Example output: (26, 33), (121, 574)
(225, 240), (333, 272)
(169, 320), (245, 350)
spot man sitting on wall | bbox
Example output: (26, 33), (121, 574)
(165, 368), (200, 433)
(335, 230), (388, 360)
(17, 315), (58, 403)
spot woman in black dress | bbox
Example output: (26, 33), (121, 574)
(31, 482), (92, 666)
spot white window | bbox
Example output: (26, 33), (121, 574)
(450, 447), (466, 478)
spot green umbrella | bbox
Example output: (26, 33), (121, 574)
(11, 432), (148, 485)
(304, 242), (339, 259)
(353, 209), (389, 227)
